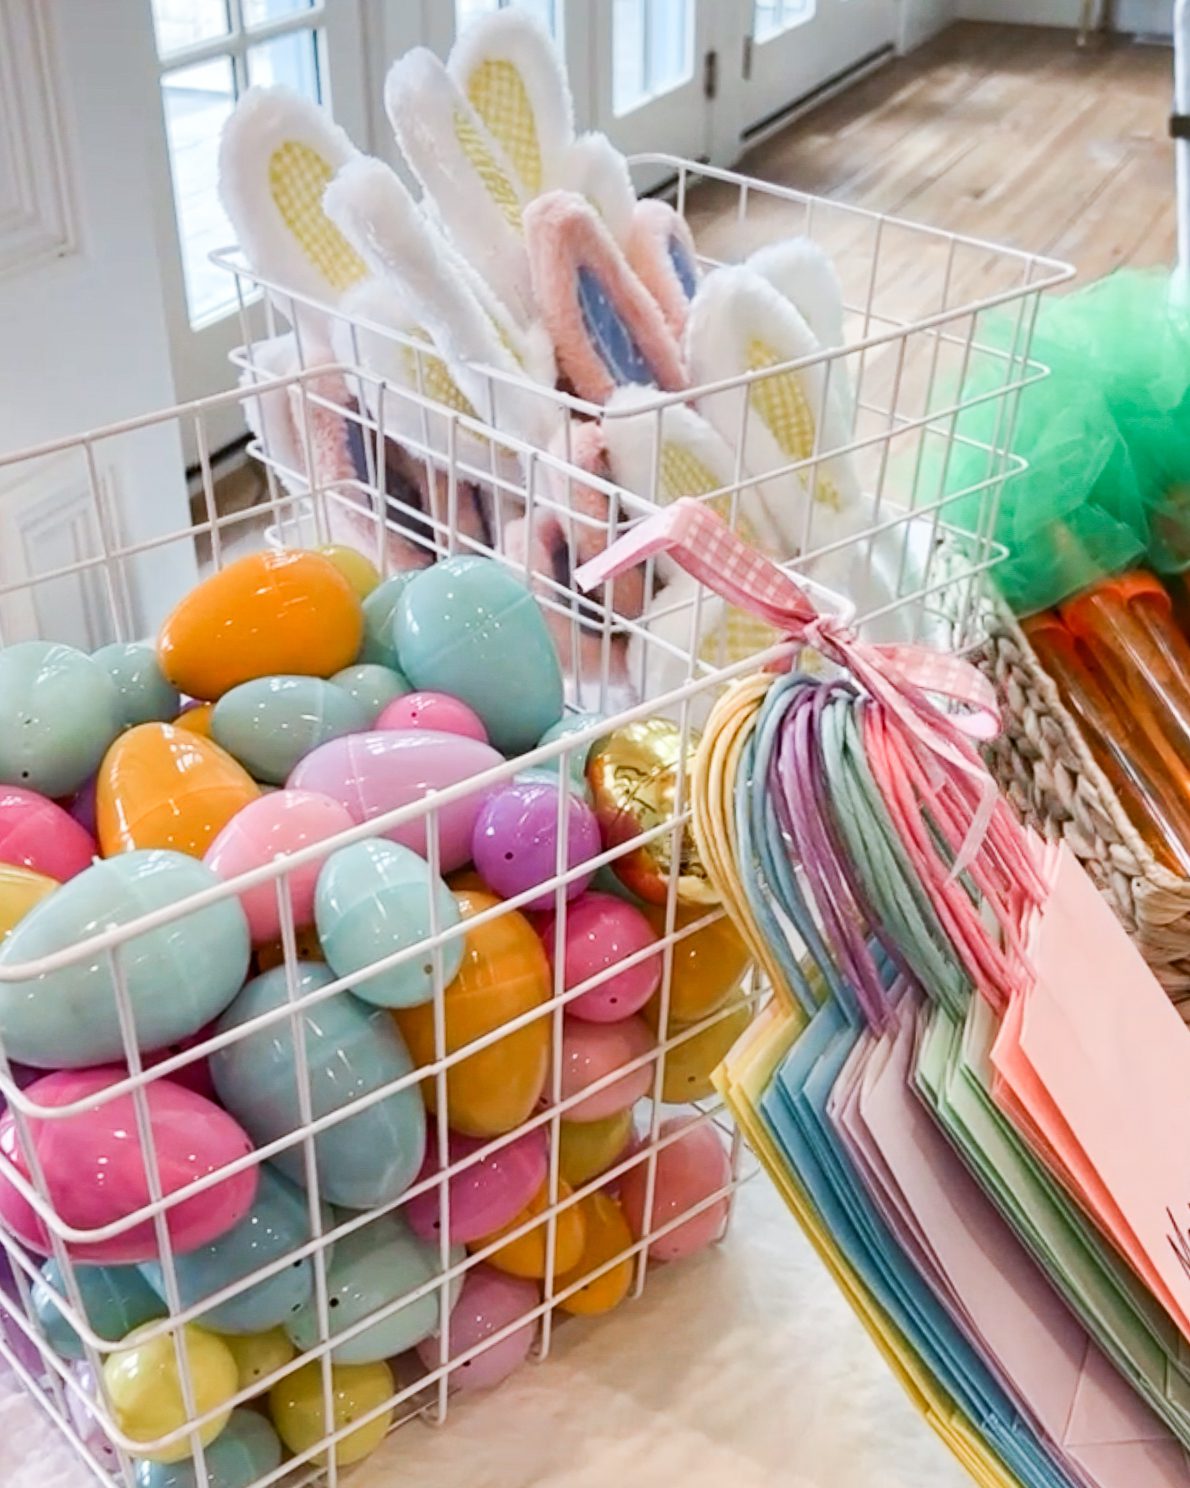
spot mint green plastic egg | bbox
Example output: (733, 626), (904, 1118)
(212, 677), (371, 785)
(360, 573), (418, 669)
(330, 663), (410, 722)
(32, 1259), (163, 1359)
(0, 642), (121, 796)
(132, 1408), (282, 1488)
(93, 644), (180, 728)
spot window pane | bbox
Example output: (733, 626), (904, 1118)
(242, 0), (316, 28)
(151, 0), (230, 59)
(614, 0), (693, 116)
(247, 28), (322, 97)
(161, 57), (238, 326)
(754, 0), (816, 43)
(455, 0), (558, 36)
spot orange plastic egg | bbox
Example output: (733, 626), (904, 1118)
(97, 724), (260, 858)
(648, 1000), (754, 1102)
(555, 1193), (634, 1316)
(0, 863), (58, 939)
(642, 904), (751, 1024)
(173, 703), (214, 738)
(394, 890), (550, 1138)
(472, 1178), (586, 1281)
(157, 550), (364, 701)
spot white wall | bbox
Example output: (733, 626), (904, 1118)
(956, 0), (1083, 22)
(900, 0), (957, 50)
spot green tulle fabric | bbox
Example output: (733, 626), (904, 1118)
(927, 270), (1190, 615)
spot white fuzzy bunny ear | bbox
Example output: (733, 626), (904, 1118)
(218, 86), (368, 316)
(448, 7), (574, 196)
(748, 237), (846, 355)
(559, 132), (637, 246)
(385, 48), (534, 326)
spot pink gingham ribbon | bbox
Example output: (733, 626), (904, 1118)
(575, 499), (1004, 874)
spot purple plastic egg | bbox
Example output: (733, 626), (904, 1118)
(377, 692), (489, 743)
(289, 730), (502, 874)
(404, 1127), (547, 1245)
(538, 892), (661, 1022)
(416, 1264), (538, 1391)
(64, 775), (98, 839)
(560, 1017), (657, 1121)
(471, 781), (600, 912)
(0, 1246), (48, 1380)
(0, 787), (96, 882)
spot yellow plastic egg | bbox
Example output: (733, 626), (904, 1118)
(97, 724), (260, 858)
(649, 1000), (754, 1102)
(220, 1327), (295, 1392)
(0, 863), (58, 939)
(157, 550), (364, 702)
(473, 1178), (587, 1281)
(173, 704), (214, 738)
(555, 1193), (634, 1316)
(557, 1110), (634, 1189)
(317, 545), (381, 600)
(395, 890), (550, 1137)
(269, 1358), (393, 1467)
(642, 903), (751, 1024)
(103, 1322), (238, 1464)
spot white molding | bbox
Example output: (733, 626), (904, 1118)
(0, 0), (77, 277)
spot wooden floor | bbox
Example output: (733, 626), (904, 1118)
(687, 21), (1176, 287)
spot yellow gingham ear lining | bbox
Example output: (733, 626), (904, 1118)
(452, 111), (525, 230)
(466, 58), (543, 196)
(746, 338), (842, 512)
(268, 141), (368, 292)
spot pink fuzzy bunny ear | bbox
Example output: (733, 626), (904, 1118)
(625, 199), (700, 338)
(523, 191), (686, 404)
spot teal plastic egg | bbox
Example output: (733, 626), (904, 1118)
(395, 557), (564, 755)
(331, 663), (410, 722)
(360, 573), (418, 669)
(286, 1211), (462, 1363)
(315, 840), (462, 1008)
(139, 1166), (334, 1335)
(132, 1408), (282, 1488)
(0, 850), (251, 1068)
(211, 964), (426, 1210)
(0, 641), (121, 796)
(94, 644), (181, 729)
(211, 677), (372, 785)
(537, 713), (605, 789)
(32, 1259), (163, 1359)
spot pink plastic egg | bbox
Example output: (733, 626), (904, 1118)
(560, 1017), (656, 1121)
(404, 1127), (547, 1245)
(416, 1265), (537, 1391)
(619, 1116), (732, 1261)
(288, 730), (502, 874)
(539, 893), (661, 1022)
(377, 692), (489, 743)
(0, 1068), (258, 1263)
(203, 789), (356, 944)
(0, 787), (96, 881)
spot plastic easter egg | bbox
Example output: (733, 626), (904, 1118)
(212, 677), (372, 786)
(66, 1361), (122, 1472)
(641, 903), (750, 1023)
(514, 765), (593, 805)
(94, 644), (180, 729)
(331, 663), (410, 722)
(473, 1178), (586, 1281)
(269, 1358), (394, 1466)
(539, 892), (661, 1022)
(587, 719), (718, 906)
(0, 850), (250, 1068)
(211, 964), (425, 1210)
(105, 1322), (238, 1463)
(289, 730), (502, 873)
(204, 790), (356, 944)
(219, 1329), (294, 1393)
(620, 1117), (732, 1261)
(142, 1022), (219, 1100)
(537, 712), (605, 789)
(558, 1110), (635, 1189)
(173, 703), (214, 738)
(66, 773), (99, 836)
(0, 641), (121, 796)
(139, 1166), (333, 1335)
(287, 1212), (463, 1363)
(159, 550), (363, 702)
(0, 1068), (257, 1262)
(471, 781), (600, 911)
(404, 1127), (548, 1244)
(560, 1016), (656, 1122)
(396, 556), (564, 755)
(555, 1193), (634, 1316)
(0, 862), (57, 939)
(415, 1265), (537, 1392)
(97, 724), (260, 858)
(315, 839), (462, 1008)
(377, 691), (489, 742)
(31, 1258), (162, 1359)
(395, 890), (550, 1137)
(0, 786), (96, 881)
(253, 923), (324, 972)
(648, 1001), (753, 1102)
(317, 545), (381, 600)
(359, 572), (417, 669)
(133, 1408), (283, 1488)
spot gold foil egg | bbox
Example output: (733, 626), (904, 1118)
(586, 718), (718, 907)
